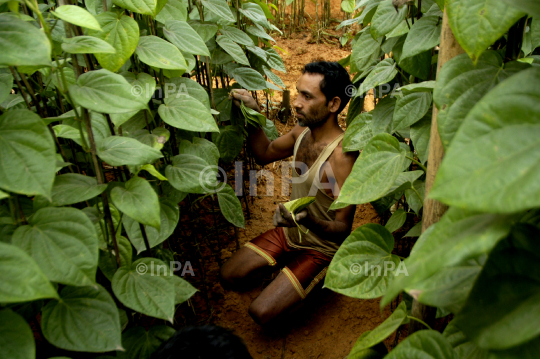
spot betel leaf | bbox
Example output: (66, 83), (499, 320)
(89, 11), (139, 72)
(240, 2), (269, 28)
(111, 177), (161, 229)
(262, 65), (285, 87)
(263, 119), (279, 141)
(216, 35), (250, 66)
(123, 199), (179, 254)
(404, 221), (422, 237)
(351, 29), (383, 72)
(371, 96), (395, 135)
(122, 325), (175, 359)
(216, 183), (245, 228)
(163, 20), (209, 56)
(135, 36), (187, 71)
(172, 275), (197, 304)
(96, 136), (163, 166)
(409, 256), (483, 314)
(220, 26), (254, 46)
(240, 100), (266, 127)
(444, 321), (540, 359)
(247, 45), (269, 62)
(214, 125), (243, 162)
(393, 34), (432, 80)
(0, 72), (13, 104)
(382, 207), (517, 307)
(123, 71), (156, 102)
(264, 47), (286, 73)
(0, 16), (51, 67)
(0, 242), (58, 303)
(178, 137), (219, 166)
(201, 0), (235, 23)
(385, 330), (457, 359)
(112, 0), (158, 16)
(0, 309), (35, 359)
(343, 112), (373, 152)
(158, 96), (218, 132)
(51, 174), (107, 206)
(231, 67), (267, 91)
(112, 258), (176, 321)
(156, 0), (188, 23)
(189, 20), (219, 42)
(348, 331), (389, 359)
(405, 180), (425, 215)
(41, 285), (122, 352)
(357, 58), (398, 97)
(399, 81), (436, 95)
(393, 92), (432, 131)
(502, 0), (540, 18)
(61, 35), (116, 54)
(401, 16), (442, 61)
(98, 235), (132, 281)
(332, 133), (406, 208)
(349, 302), (407, 355)
(370, 0), (407, 39)
(12, 207), (98, 287)
(430, 67), (540, 213)
(52, 5), (102, 31)
(283, 197), (316, 214)
(447, 0), (525, 62)
(433, 51), (526, 150)
(246, 24), (275, 42)
(453, 224), (540, 350)
(410, 113), (431, 164)
(385, 209), (406, 233)
(324, 223), (401, 298)
(167, 77), (210, 108)
(166, 154), (214, 194)
(69, 69), (148, 114)
(0, 110), (55, 198)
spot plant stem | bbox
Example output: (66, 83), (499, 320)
(406, 315), (432, 330)
(406, 156), (427, 172)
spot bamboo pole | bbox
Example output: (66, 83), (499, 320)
(408, 7), (464, 334)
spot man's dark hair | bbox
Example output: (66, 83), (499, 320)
(302, 61), (352, 113)
(151, 325), (252, 359)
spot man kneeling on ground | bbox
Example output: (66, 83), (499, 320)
(221, 61), (359, 325)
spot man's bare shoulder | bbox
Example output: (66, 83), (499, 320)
(287, 124), (307, 142)
(332, 141), (359, 176)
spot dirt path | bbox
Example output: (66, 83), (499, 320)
(206, 4), (395, 358)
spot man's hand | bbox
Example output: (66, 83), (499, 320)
(229, 89), (261, 113)
(273, 203), (308, 228)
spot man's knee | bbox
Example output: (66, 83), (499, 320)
(219, 260), (239, 289)
(248, 301), (274, 326)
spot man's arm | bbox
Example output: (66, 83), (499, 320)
(230, 89), (304, 166)
(274, 147), (359, 245)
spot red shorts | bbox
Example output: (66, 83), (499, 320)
(245, 227), (332, 299)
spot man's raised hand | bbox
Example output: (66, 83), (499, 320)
(229, 89), (260, 113)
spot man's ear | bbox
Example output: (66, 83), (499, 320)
(328, 97), (341, 113)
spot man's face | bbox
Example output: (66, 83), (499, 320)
(293, 73), (330, 127)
